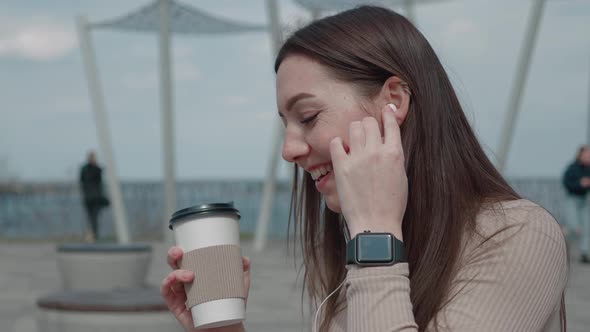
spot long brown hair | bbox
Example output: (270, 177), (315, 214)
(275, 6), (564, 332)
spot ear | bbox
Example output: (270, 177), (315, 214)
(374, 76), (411, 125)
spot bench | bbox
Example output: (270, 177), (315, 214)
(56, 243), (152, 290)
(36, 287), (182, 332)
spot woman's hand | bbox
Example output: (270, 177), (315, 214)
(160, 246), (251, 332)
(329, 104), (407, 240)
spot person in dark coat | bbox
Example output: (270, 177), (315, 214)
(79, 151), (108, 242)
(562, 145), (590, 263)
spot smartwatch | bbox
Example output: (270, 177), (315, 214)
(346, 230), (406, 266)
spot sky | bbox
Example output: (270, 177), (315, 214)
(0, 0), (589, 182)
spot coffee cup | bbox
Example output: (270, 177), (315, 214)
(169, 202), (245, 329)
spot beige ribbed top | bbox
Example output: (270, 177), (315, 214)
(326, 199), (568, 331)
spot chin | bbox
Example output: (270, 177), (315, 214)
(324, 195), (342, 213)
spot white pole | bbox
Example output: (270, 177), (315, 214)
(587, 55), (590, 146)
(496, 0), (547, 172)
(254, 0), (285, 252)
(158, 0), (176, 243)
(587, 56), (590, 231)
(265, 0), (283, 55)
(76, 16), (131, 244)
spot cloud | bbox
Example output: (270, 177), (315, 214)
(121, 71), (158, 90)
(245, 38), (272, 59)
(222, 95), (254, 107)
(175, 60), (200, 81)
(173, 44), (200, 81)
(120, 42), (200, 89)
(174, 43), (195, 60)
(121, 62), (199, 90)
(440, 18), (487, 58)
(0, 16), (76, 60)
(52, 96), (89, 114)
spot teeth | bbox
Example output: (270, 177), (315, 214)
(310, 164), (333, 181)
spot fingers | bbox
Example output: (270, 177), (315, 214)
(349, 121), (364, 152)
(331, 116), (382, 166)
(160, 271), (195, 330)
(160, 270), (194, 297)
(167, 246), (183, 269)
(171, 279), (185, 294)
(330, 137), (348, 167)
(383, 104), (402, 146)
(242, 256), (251, 272)
(162, 255), (251, 331)
(160, 270), (193, 317)
(362, 117), (381, 148)
(242, 256), (251, 305)
(160, 270), (193, 313)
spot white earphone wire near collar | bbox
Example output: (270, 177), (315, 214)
(313, 279), (346, 332)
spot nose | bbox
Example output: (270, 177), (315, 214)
(281, 127), (310, 163)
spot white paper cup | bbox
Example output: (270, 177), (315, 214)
(169, 203), (245, 329)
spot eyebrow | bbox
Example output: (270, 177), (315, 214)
(281, 92), (316, 115)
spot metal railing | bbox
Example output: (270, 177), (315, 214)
(0, 178), (570, 240)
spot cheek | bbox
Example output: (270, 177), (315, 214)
(309, 129), (336, 156)
(313, 109), (367, 154)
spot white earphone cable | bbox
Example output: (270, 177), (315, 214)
(313, 279), (346, 332)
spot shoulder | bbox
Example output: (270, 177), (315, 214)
(565, 162), (580, 173)
(464, 198), (567, 281)
(80, 164), (89, 175)
(442, 200), (567, 331)
(89, 165), (102, 173)
(464, 199), (567, 272)
(475, 199), (563, 242)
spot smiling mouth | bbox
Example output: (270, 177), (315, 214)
(316, 171), (331, 183)
(310, 164), (333, 181)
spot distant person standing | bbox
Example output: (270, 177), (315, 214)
(79, 151), (109, 242)
(562, 145), (590, 263)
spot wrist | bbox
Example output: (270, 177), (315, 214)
(346, 231), (406, 266)
(349, 224), (403, 242)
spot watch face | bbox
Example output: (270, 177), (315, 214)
(357, 234), (394, 263)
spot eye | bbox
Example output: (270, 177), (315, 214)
(300, 113), (319, 125)
(278, 113), (287, 127)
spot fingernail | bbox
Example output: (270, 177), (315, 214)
(387, 103), (397, 113)
(182, 271), (193, 278)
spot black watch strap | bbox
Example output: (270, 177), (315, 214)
(346, 233), (406, 265)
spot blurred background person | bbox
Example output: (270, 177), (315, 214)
(562, 145), (590, 263)
(79, 150), (109, 242)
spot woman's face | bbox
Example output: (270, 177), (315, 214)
(276, 55), (379, 213)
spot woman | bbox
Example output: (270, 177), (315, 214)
(161, 6), (567, 332)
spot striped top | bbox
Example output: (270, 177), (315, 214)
(326, 199), (568, 331)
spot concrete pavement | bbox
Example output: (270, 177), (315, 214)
(1, 240), (589, 332)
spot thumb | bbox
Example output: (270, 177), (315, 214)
(242, 256), (251, 272)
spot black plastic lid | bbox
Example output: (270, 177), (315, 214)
(57, 243), (152, 253)
(169, 202), (240, 230)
